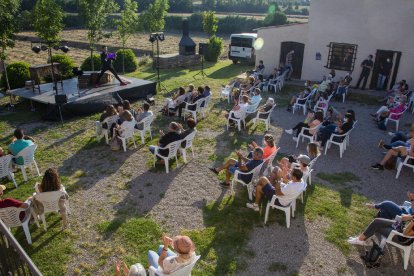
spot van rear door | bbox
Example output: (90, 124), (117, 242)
(230, 36), (254, 59)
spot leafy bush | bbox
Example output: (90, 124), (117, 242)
(1, 62), (31, 89)
(138, 55), (152, 67)
(80, 54), (102, 71)
(113, 49), (138, 73)
(169, 0), (192, 12)
(18, 10), (33, 31)
(49, 54), (75, 79)
(204, 35), (223, 63)
(63, 13), (84, 28)
(263, 11), (288, 27)
(218, 15), (263, 34)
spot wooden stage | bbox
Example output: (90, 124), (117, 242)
(9, 77), (157, 117)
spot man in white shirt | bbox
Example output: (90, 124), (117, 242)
(246, 168), (305, 211)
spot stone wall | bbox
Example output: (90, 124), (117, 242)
(155, 53), (201, 69)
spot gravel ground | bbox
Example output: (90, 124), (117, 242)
(10, 87), (411, 274)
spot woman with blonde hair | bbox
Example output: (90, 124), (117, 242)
(34, 168), (69, 229)
(307, 142), (320, 160)
(148, 234), (196, 274)
(113, 110), (136, 138)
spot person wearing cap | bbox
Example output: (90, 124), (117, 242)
(295, 155), (311, 175)
(0, 185), (30, 221)
(8, 128), (34, 165)
(148, 234), (196, 274)
(246, 168), (306, 211)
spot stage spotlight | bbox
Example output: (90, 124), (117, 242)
(41, 45), (48, 51)
(149, 33), (157, 43)
(60, 46), (70, 53)
(31, 46), (41, 54)
(157, 33), (165, 41)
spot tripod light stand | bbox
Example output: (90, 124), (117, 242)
(149, 32), (169, 93)
(194, 43), (208, 79)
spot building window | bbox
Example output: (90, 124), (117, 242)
(326, 43), (358, 71)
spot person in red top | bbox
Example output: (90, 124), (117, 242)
(248, 134), (277, 160)
(0, 185), (29, 221)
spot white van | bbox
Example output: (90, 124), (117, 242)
(228, 33), (257, 64)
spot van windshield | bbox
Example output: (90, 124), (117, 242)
(231, 37), (253, 48)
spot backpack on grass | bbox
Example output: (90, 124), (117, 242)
(360, 241), (384, 268)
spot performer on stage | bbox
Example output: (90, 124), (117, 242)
(95, 46), (127, 87)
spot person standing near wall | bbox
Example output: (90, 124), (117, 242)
(355, 54), (373, 90)
(285, 50), (295, 80)
(377, 58), (393, 90)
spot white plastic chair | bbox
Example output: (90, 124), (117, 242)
(324, 132), (349, 158)
(385, 107), (407, 131)
(396, 155), (414, 179)
(296, 124), (321, 148)
(0, 206), (32, 244)
(221, 84), (234, 103)
(227, 108), (247, 131)
(231, 162), (264, 201)
(135, 115), (153, 144)
(33, 190), (70, 231)
(182, 98), (204, 123)
(200, 95), (212, 118)
(262, 148), (280, 175)
(0, 155), (17, 188)
(245, 99), (262, 115)
(117, 121), (137, 152)
(14, 144), (41, 182)
(252, 104), (276, 131)
(96, 115), (119, 144)
(385, 230), (414, 270)
(293, 93), (311, 115)
(153, 142), (179, 173)
(314, 94), (333, 117)
(179, 130), (197, 163)
(148, 255), (201, 276)
(264, 194), (295, 228)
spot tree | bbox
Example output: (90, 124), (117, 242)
(0, 0), (21, 92)
(33, 0), (64, 44)
(79, 0), (119, 71)
(116, 0), (139, 73)
(202, 11), (218, 37)
(140, 0), (169, 32)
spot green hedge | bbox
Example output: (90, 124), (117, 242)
(80, 54), (102, 71)
(1, 62), (31, 89)
(113, 49), (138, 73)
(50, 54), (75, 79)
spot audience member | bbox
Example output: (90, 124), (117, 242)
(246, 168), (305, 211)
(33, 168), (69, 229)
(116, 261), (146, 276)
(378, 123), (413, 150)
(0, 147), (5, 157)
(287, 87), (311, 112)
(285, 110), (323, 141)
(113, 110), (136, 138)
(9, 128), (34, 165)
(209, 147), (264, 187)
(122, 100), (137, 118)
(179, 118), (197, 148)
(135, 103), (153, 130)
(371, 138), (414, 170)
(148, 234), (196, 274)
(100, 105), (118, 123)
(247, 134), (277, 160)
(316, 112), (354, 150)
(307, 142), (321, 160)
(258, 98), (275, 118)
(149, 122), (182, 162)
(0, 185), (30, 221)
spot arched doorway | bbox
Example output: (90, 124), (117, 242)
(280, 42), (305, 80)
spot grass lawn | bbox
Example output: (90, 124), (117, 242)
(0, 60), (375, 275)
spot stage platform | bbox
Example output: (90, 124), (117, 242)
(9, 77), (157, 119)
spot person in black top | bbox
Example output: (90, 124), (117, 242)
(149, 122), (182, 160)
(179, 118), (196, 148)
(356, 55), (373, 90)
(377, 58), (393, 90)
(95, 46), (126, 87)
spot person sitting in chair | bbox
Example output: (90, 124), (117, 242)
(95, 46), (127, 87)
(209, 147), (264, 188)
(135, 103), (153, 130)
(8, 128), (34, 166)
(246, 168), (305, 211)
(179, 118), (197, 148)
(148, 234), (196, 274)
(0, 185), (30, 221)
(149, 122), (182, 163)
(371, 138), (414, 171)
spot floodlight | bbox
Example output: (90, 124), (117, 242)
(32, 46), (41, 54)
(60, 46), (70, 53)
(157, 33), (165, 41)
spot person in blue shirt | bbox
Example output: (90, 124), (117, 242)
(209, 147), (264, 187)
(8, 128), (34, 165)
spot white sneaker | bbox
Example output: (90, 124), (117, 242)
(292, 137), (298, 142)
(347, 237), (367, 246)
(246, 203), (259, 211)
(285, 129), (293, 135)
